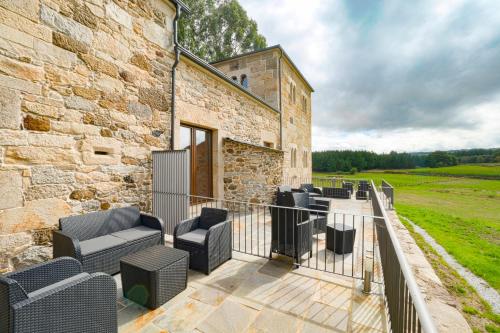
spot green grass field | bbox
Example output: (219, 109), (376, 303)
(314, 165), (500, 292)
(393, 164), (500, 179)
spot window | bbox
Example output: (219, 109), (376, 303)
(240, 74), (248, 88)
(263, 141), (274, 148)
(303, 151), (308, 167)
(302, 95), (307, 112)
(291, 148), (297, 168)
(289, 117), (294, 124)
(289, 82), (296, 104)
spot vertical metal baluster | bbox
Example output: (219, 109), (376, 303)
(361, 216), (365, 280)
(244, 203), (247, 253)
(250, 203), (253, 255)
(352, 214), (355, 277)
(372, 215), (376, 282)
(333, 213), (336, 273)
(239, 202), (241, 252)
(342, 214), (345, 276)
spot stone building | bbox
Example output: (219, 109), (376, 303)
(0, 0), (313, 271)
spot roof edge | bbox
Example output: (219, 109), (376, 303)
(210, 45), (314, 92)
(169, 0), (190, 13)
(178, 45), (281, 114)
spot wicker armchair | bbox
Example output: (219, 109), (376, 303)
(270, 192), (328, 265)
(173, 208), (231, 275)
(299, 183), (323, 197)
(0, 257), (117, 333)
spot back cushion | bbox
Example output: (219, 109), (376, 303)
(59, 206), (141, 240)
(293, 192), (310, 208)
(198, 208), (228, 230)
(300, 184), (314, 192)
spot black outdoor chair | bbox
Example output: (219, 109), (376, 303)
(270, 192), (328, 265)
(299, 183), (323, 197)
(173, 207), (231, 275)
(0, 257), (117, 333)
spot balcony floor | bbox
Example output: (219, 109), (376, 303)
(116, 251), (387, 333)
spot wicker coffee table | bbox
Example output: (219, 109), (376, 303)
(120, 245), (189, 309)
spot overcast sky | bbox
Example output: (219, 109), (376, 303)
(240, 0), (500, 153)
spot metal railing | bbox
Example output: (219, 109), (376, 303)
(370, 181), (436, 333)
(158, 192), (383, 282)
(381, 180), (395, 209)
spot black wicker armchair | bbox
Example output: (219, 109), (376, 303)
(0, 257), (117, 333)
(270, 192), (329, 265)
(299, 183), (323, 197)
(53, 206), (165, 275)
(174, 207), (231, 275)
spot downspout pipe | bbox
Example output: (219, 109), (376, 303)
(278, 49), (284, 150)
(170, 4), (181, 150)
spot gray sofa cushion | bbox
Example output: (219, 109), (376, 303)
(198, 208), (228, 230)
(176, 229), (208, 246)
(27, 273), (90, 298)
(80, 235), (126, 256)
(111, 226), (160, 242)
(59, 206), (141, 241)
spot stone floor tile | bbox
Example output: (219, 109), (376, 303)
(245, 307), (301, 333)
(196, 299), (259, 333)
(303, 302), (349, 331)
(188, 285), (230, 306)
(313, 281), (352, 310)
(153, 298), (216, 332)
(119, 305), (166, 333)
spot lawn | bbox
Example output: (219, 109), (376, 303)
(313, 165), (500, 292)
(398, 164), (500, 179)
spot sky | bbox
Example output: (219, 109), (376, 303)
(239, 0), (500, 153)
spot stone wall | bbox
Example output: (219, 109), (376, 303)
(0, 0), (176, 272)
(175, 58), (282, 198)
(212, 49), (280, 110)
(222, 138), (283, 205)
(281, 58), (312, 183)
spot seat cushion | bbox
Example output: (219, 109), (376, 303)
(28, 273), (90, 298)
(111, 225), (161, 242)
(80, 235), (126, 256)
(177, 229), (208, 246)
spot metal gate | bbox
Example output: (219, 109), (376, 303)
(152, 150), (190, 235)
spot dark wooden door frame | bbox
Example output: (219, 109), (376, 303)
(180, 124), (213, 197)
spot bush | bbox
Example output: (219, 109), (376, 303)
(350, 167), (358, 175)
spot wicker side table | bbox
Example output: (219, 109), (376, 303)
(120, 245), (189, 309)
(326, 223), (356, 254)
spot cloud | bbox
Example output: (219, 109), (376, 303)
(240, 0), (500, 152)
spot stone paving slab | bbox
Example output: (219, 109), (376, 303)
(116, 250), (388, 333)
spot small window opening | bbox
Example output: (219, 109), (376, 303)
(241, 74), (248, 88)
(263, 141), (274, 148)
(94, 150), (109, 155)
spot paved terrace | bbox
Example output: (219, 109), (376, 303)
(116, 198), (387, 332)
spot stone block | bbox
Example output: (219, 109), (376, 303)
(0, 74), (41, 95)
(23, 115), (50, 131)
(40, 5), (93, 45)
(5, 146), (77, 165)
(33, 39), (77, 69)
(130, 53), (152, 72)
(0, 0), (40, 22)
(52, 31), (89, 54)
(23, 101), (62, 119)
(27, 133), (75, 149)
(105, 2), (132, 29)
(94, 31), (130, 61)
(95, 74), (124, 93)
(0, 87), (21, 129)
(73, 2), (98, 29)
(0, 8), (51, 42)
(31, 166), (75, 185)
(70, 188), (96, 201)
(11, 246), (53, 270)
(79, 53), (118, 78)
(72, 86), (101, 100)
(0, 171), (23, 210)
(26, 184), (71, 201)
(0, 130), (28, 146)
(51, 121), (100, 136)
(0, 23), (34, 48)
(139, 87), (168, 111)
(142, 20), (169, 49)
(0, 198), (71, 233)
(64, 95), (96, 111)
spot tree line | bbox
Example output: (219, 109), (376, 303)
(312, 148), (499, 172)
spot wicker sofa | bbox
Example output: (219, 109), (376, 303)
(323, 187), (351, 199)
(53, 206), (164, 275)
(0, 257), (117, 333)
(173, 208), (231, 275)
